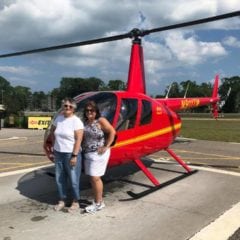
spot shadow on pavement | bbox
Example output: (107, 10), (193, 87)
(16, 159), (193, 205)
(15, 161), (150, 206)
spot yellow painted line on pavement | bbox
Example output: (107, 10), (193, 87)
(0, 161), (49, 165)
(0, 163), (53, 177)
(0, 161), (50, 172)
(150, 149), (240, 160)
(175, 149), (240, 159)
(151, 156), (240, 160)
(0, 137), (28, 141)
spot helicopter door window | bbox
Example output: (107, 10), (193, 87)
(116, 99), (138, 131)
(140, 100), (152, 125)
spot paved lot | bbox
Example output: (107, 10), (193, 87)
(0, 128), (48, 173)
(1, 128), (240, 174)
(0, 128), (240, 240)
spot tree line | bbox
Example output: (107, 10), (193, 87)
(0, 75), (240, 116)
(0, 76), (125, 115)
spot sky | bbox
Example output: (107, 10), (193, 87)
(0, 0), (239, 96)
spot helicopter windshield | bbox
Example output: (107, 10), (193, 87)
(75, 92), (117, 124)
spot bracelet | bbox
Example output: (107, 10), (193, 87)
(72, 153), (78, 157)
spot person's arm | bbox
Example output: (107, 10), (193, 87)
(43, 125), (56, 162)
(70, 129), (83, 166)
(98, 117), (116, 154)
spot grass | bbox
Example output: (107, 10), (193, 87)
(180, 118), (240, 143)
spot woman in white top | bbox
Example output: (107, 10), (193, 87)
(48, 98), (83, 213)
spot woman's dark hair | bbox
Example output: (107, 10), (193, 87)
(83, 101), (101, 121)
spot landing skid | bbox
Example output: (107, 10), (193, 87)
(120, 169), (198, 200)
(124, 147), (196, 199)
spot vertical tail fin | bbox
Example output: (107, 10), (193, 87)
(212, 75), (219, 119)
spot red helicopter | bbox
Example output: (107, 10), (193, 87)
(1, 11), (239, 189)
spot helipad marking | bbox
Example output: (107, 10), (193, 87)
(0, 163), (53, 177)
(190, 165), (240, 176)
(189, 202), (240, 240)
(152, 158), (240, 177)
(175, 149), (240, 160)
(0, 136), (27, 141)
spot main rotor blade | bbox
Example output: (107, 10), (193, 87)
(143, 11), (240, 35)
(0, 10), (239, 58)
(0, 32), (130, 58)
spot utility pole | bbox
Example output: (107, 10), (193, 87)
(0, 90), (5, 130)
(1, 90), (3, 104)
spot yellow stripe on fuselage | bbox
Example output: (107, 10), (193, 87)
(113, 122), (181, 148)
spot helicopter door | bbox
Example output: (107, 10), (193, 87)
(116, 98), (138, 131)
(140, 99), (152, 125)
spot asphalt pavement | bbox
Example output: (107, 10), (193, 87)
(0, 128), (240, 240)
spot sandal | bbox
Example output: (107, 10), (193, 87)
(68, 201), (79, 213)
(54, 201), (65, 211)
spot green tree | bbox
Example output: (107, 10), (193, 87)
(107, 80), (126, 90)
(13, 86), (32, 112)
(53, 77), (106, 109)
(0, 76), (11, 105)
(0, 77), (34, 114)
(31, 91), (48, 111)
(219, 76), (240, 113)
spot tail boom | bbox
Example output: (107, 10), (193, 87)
(156, 75), (220, 117)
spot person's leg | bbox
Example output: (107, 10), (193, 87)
(65, 153), (82, 211)
(91, 176), (103, 203)
(54, 151), (67, 210)
(85, 176), (105, 213)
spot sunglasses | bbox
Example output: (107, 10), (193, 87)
(64, 104), (73, 109)
(85, 108), (95, 113)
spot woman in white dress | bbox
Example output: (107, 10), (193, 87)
(82, 101), (116, 213)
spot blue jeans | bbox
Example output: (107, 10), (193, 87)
(54, 150), (82, 201)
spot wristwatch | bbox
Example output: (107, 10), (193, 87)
(72, 153), (78, 157)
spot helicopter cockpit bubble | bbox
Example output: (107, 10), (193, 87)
(75, 92), (117, 124)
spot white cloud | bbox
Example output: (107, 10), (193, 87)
(0, 0), (239, 94)
(165, 31), (227, 65)
(0, 65), (37, 75)
(168, 1), (217, 21)
(223, 36), (240, 48)
(9, 76), (38, 87)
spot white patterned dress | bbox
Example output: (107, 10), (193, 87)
(82, 120), (110, 176)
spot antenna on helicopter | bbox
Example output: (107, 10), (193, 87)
(184, 83), (190, 98)
(165, 83), (173, 99)
(219, 87), (232, 109)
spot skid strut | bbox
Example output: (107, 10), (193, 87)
(133, 148), (192, 186)
(133, 158), (160, 186)
(165, 148), (192, 172)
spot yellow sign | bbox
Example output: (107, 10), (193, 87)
(28, 117), (51, 129)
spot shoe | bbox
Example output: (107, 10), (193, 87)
(54, 201), (65, 211)
(68, 201), (80, 213)
(85, 201), (105, 213)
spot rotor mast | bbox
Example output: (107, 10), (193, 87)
(126, 29), (146, 94)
